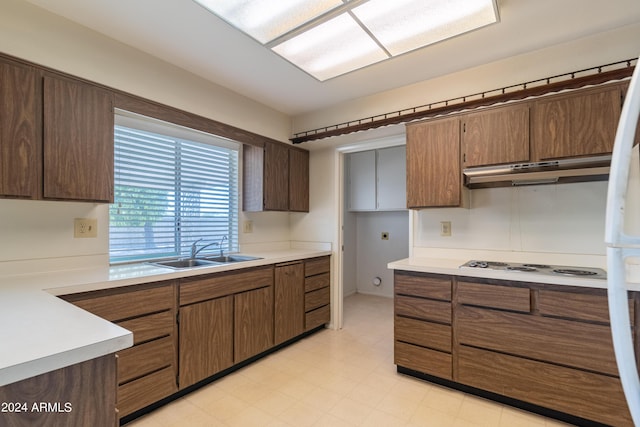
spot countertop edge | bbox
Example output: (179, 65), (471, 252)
(387, 257), (628, 290)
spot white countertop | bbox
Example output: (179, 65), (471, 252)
(0, 248), (331, 387)
(387, 256), (623, 289)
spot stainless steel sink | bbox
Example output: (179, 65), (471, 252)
(150, 258), (220, 269)
(202, 255), (263, 263)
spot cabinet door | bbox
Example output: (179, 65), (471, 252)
(348, 150), (376, 211)
(0, 60), (40, 199)
(43, 75), (114, 202)
(462, 104), (529, 167)
(234, 286), (274, 363)
(532, 85), (621, 160)
(406, 118), (461, 208)
(289, 148), (309, 212)
(264, 141), (289, 210)
(275, 262), (305, 345)
(376, 145), (406, 210)
(179, 296), (233, 388)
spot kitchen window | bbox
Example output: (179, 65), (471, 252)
(109, 111), (239, 263)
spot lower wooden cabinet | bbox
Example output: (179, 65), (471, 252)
(61, 281), (178, 419)
(304, 257), (331, 330)
(458, 345), (632, 427)
(59, 256), (330, 422)
(179, 296), (233, 389)
(117, 367), (176, 418)
(394, 271), (453, 380)
(274, 261), (305, 345)
(0, 354), (117, 427)
(394, 271), (636, 426)
(178, 265), (274, 386)
(235, 286), (274, 363)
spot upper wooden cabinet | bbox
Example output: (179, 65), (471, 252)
(0, 58), (114, 203)
(43, 75), (114, 202)
(263, 141), (289, 210)
(531, 84), (622, 161)
(289, 147), (309, 212)
(0, 60), (40, 199)
(406, 118), (463, 208)
(243, 141), (309, 212)
(462, 104), (530, 168)
(274, 261), (305, 345)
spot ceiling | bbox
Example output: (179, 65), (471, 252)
(24, 0), (640, 116)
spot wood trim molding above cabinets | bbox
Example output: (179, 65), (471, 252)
(292, 60), (635, 144)
(112, 93), (281, 149)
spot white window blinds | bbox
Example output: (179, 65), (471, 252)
(110, 111), (239, 263)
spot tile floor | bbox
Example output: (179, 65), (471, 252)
(127, 293), (574, 427)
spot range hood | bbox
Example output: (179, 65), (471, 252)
(463, 155), (611, 188)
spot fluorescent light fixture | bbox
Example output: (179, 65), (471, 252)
(272, 13), (388, 82)
(352, 0), (499, 56)
(193, 0), (343, 43)
(193, 0), (499, 81)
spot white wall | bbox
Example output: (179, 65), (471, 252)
(355, 212), (409, 298)
(415, 182), (608, 256)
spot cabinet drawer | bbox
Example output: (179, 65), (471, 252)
(538, 289), (634, 324)
(394, 341), (451, 380)
(305, 305), (330, 330)
(118, 310), (174, 345)
(117, 336), (175, 384)
(395, 316), (451, 352)
(458, 346), (632, 427)
(457, 305), (619, 375)
(67, 283), (174, 322)
(305, 273), (329, 292)
(117, 366), (177, 418)
(457, 281), (530, 312)
(395, 272), (451, 301)
(395, 295), (451, 324)
(180, 266), (273, 305)
(305, 287), (330, 312)
(305, 257), (330, 277)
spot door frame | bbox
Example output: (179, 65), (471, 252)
(333, 134), (406, 329)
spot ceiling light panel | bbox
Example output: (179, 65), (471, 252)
(193, 0), (344, 43)
(352, 0), (498, 56)
(272, 13), (388, 81)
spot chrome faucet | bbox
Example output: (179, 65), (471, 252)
(190, 235), (228, 259)
(190, 238), (219, 259)
(218, 235), (228, 257)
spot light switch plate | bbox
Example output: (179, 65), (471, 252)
(74, 218), (97, 238)
(243, 220), (253, 233)
(440, 221), (452, 237)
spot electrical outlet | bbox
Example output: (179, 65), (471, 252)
(440, 221), (452, 237)
(74, 218), (97, 238)
(243, 220), (253, 233)
(381, 231), (390, 240)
